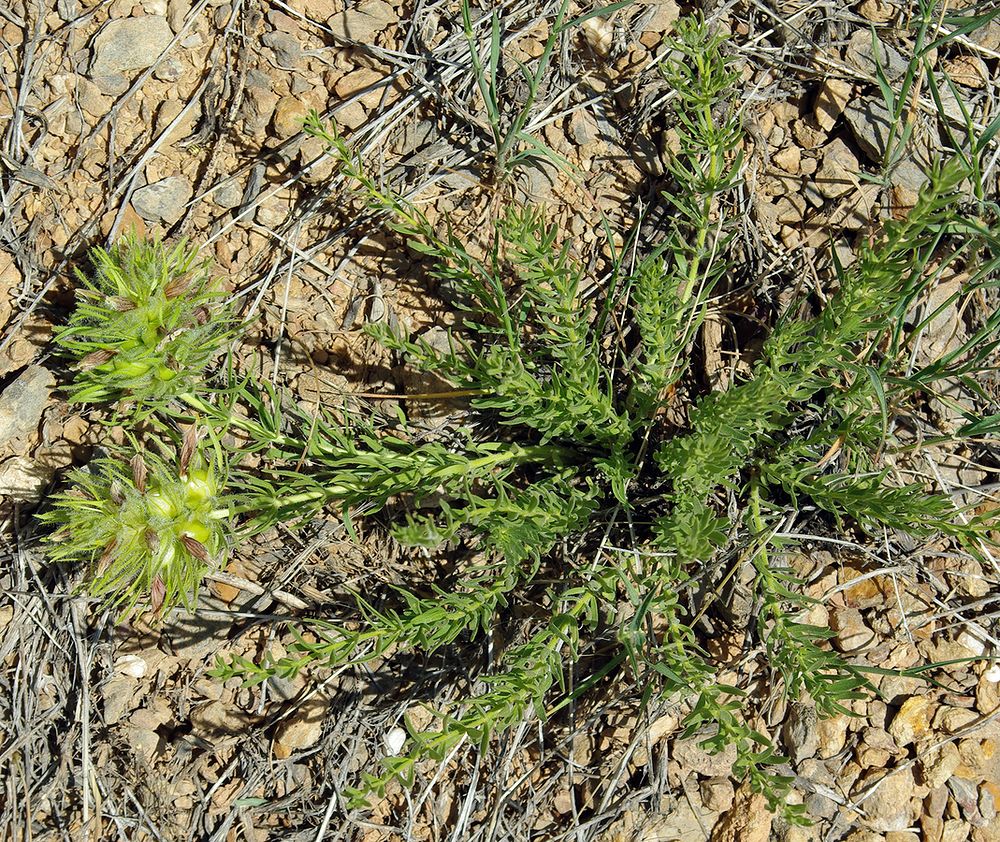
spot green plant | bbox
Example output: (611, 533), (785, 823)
(211, 17), (996, 816)
(40, 11), (1000, 826)
(56, 235), (233, 411)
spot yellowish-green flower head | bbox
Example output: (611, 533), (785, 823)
(56, 235), (233, 412)
(39, 435), (230, 617)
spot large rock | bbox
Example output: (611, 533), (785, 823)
(844, 97), (935, 195)
(0, 365), (53, 454)
(861, 766), (918, 831)
(814, 78), (853, 131)
(845, 28), (909, 81)
(889, 696), (932, 747)
(710, 784), (772, 842)
(845, 97), (895, 162)
(782, 703), (820, 763)
(816, 138), (861, 199)
(328, 0), (395, 42)
(0, 456), (52, 503)
(132, 176), (192, 224)
(89, 16), (174, 77)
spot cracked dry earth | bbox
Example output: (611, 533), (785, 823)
(2, 0), (1000, 840)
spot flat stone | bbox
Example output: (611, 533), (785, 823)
(273, 697), (328, 758)
(709, 783), (772, 842)
(857, 742), (892, 769)
(921, 742), (962, 789)
(89, 16), (174, 77)
(132, 175), (192, 224)
(889, 696), (932, 747)
(91, 73), (130, 96)
(934, 706), (979, 734)
(122, 724), (162, 761)
(0, 456), (52, 503)
(74, 75), (110, 118)
(286, 0), (337, 19)
(944, 56), (987, 89)
(568, 109), (601, 148)
(831, 606), (875, 652)
(909, 273), (964, 364)
(102, 675), (140, 725)
(334, 100), (367, 130)
(212, 179), (243, 210)
(891, 157), (930, 193)
(671, 733), (737, 776)
(396, 119), (437, 157)
(775, 193), (806, 224)
(335, 68), (386, 109)
(328, 2), (394, 42)
(792, 117), (827, 150)
(980, 787), (998, 823)
(0, 251), (17, 329)
(639, 1), (680, 36)
(358, 0), (395, 24)
(267, 671), (307, 702)
(272, 95), (309, 139)
(152, 56), (183, 82)
(862, 766), (917, 831)
(858, 0), (896, 22)
(805, 790), (839, 819)
(0, 365), (53, 454)
(514, 159), (558, 204)
(166, 612), (233, 661)
(845, 832), (884, 842)
(701, 776), (734, 812)
(243, 87), (279, 135)
(817, 713), (851, 759)
(783, 703), (820, 763)
(57, 0), (79, 20)
(154, 99), (196, 144)
(262, 30), (301, 67)
(948, 775), (983, 825)
(816, 138), (860, 199)
(167, 0), (192, 32)
(129, 702), (170, 732)
(773, 145), (801, 173)
(846, 28), (909, 81)
(190, 700), (255, 739)
(635, 801), (704, 842)
(844, 99), (935, 200)
(845, 97), (894, 162)
(814, 78), (853, 131)
(971, 18), (1000, 51)
(944, 820), (971, 841)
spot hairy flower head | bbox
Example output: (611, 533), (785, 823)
(57, 235), (232, 409)
(40, 427), (231, 617)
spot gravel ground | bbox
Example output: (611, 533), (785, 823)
(2, 1), (1000, 840)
